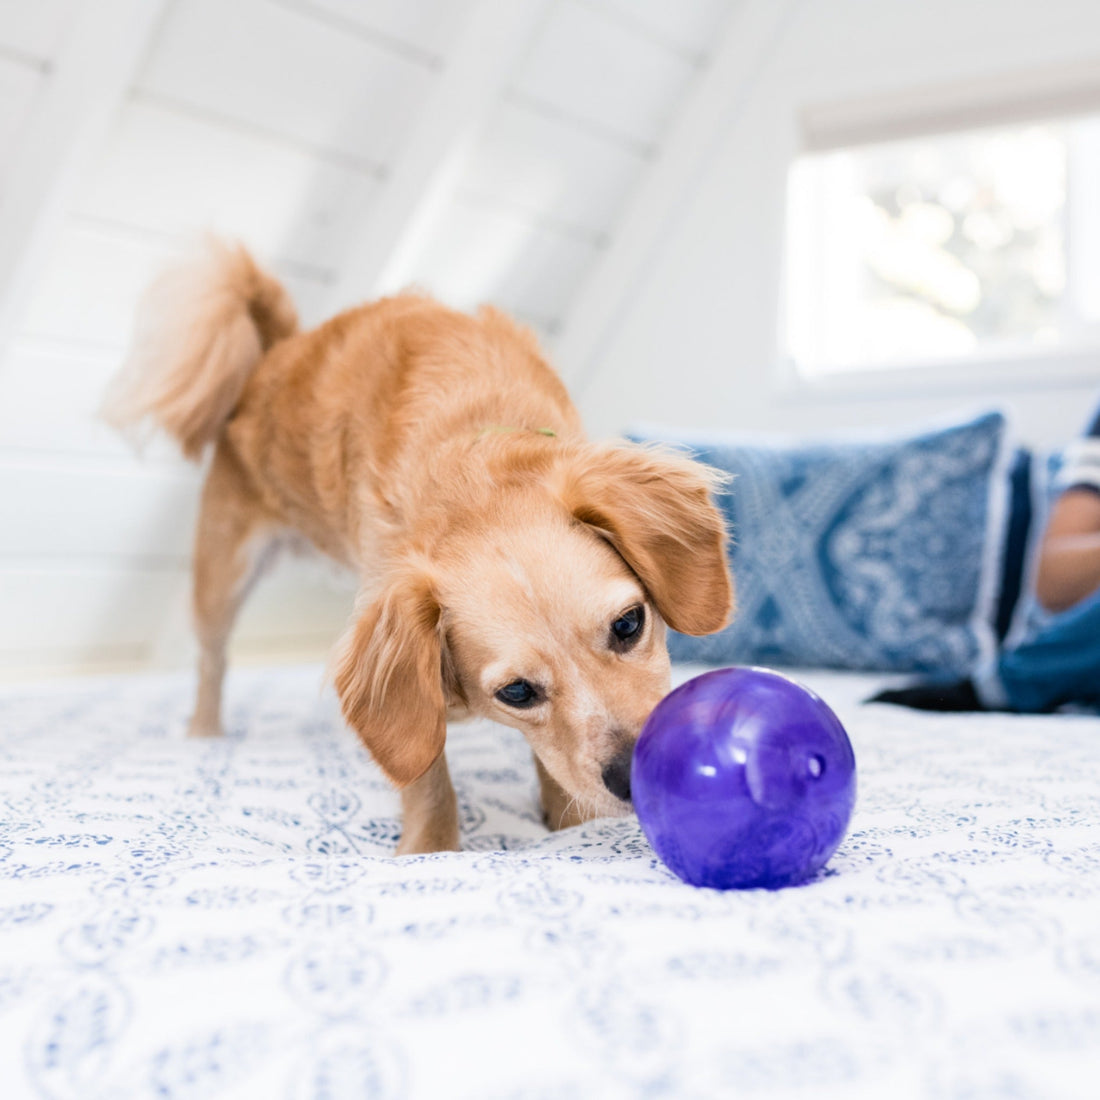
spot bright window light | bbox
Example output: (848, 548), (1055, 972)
(785, 114), (1100, 377)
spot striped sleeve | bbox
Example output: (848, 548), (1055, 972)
(1054, 403), (1100, 495)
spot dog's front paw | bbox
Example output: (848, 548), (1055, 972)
(395, 825), (461, 856)
(186, 714), (224, 738)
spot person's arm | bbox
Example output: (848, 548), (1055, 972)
(1034, 488), (1100, 614)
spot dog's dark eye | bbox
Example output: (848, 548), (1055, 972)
(610, 606), (645, 649)
(495, 679), (540, 708)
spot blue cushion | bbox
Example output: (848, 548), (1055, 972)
(630, 411), (1011, 674)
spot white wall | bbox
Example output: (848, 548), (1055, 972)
(574, 0), (1100, 450)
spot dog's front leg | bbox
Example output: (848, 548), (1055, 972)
(535, 756), (589, 831)
(396, 753), (460, 855)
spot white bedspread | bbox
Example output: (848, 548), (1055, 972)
(1, 664), (1098, 1099)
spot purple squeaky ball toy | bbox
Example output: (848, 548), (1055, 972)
(632, 667), (856, 890)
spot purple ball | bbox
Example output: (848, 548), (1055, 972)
(632, 667), (856, 890)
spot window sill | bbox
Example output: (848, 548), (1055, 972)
(775, 343), (1100, 404)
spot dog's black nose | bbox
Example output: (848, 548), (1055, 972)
(601, 745), (634, 803)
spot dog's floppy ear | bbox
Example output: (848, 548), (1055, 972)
(333, 570), (447, 788)
(558, 444), (734, 635)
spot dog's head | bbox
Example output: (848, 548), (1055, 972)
(334, 441), (733, 819)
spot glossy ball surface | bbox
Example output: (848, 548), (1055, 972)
(632, 667), (856, 890)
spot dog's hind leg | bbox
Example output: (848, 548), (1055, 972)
(188, 443), (278, 739)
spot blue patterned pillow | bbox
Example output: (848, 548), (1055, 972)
(630, 412), (1011, 674)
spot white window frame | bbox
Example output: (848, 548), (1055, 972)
(777, 60), (1100, 399)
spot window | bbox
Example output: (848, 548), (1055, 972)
(785, 111), (1100, 379)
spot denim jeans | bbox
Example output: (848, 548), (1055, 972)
(976, 586), (1100, 712)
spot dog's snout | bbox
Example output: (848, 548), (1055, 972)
(601, 744), (634, 803)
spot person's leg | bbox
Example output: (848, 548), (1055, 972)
(976, 587), (1100, 712)
(871, 588), (1100, 714)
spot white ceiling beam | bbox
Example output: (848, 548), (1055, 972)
(326, 0), (552, 312)
(552, 0), (806, 392)
(0, 0), (166, 360)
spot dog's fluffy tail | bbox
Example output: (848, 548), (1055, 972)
(103, 238), (298, 461)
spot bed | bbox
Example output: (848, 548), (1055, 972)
(1, 662), (1098, 1099)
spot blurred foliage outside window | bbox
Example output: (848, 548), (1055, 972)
(787, 114), (1100, 375)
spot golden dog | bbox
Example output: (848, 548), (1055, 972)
(107, 240), (733, 854)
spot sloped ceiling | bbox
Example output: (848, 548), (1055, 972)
(0, 0), (744, 354)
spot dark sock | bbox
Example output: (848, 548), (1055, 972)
(867, 678), (985, 712)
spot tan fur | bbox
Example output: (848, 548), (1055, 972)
(102, 238), (298, 459)
(109, 238), (735, 853)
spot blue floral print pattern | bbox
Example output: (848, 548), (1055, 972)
(0, 663), (1098, 1098)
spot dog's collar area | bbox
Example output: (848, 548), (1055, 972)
(475, 425), (557, 441)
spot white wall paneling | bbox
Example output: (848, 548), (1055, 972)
(74, 96), (382, 276)
(412, 194), (600, 334)
(586, 0), (735, 59)
(20, 221), (333, 352)
(458, 98), (646, 240)
(0, 458), (200, 561)
(0, 58), (44, 178)
(512, 0), (697, 150)
(20, 223), (185, 350)
(137, 0), (436, 171)
(326, 0), (553, 309)
(0, 0), (77, 66)
(0, 343), (139, 460)
(0, 565), (187, 671)
(0, 558), (354, 676)
(276, 0), (476, 63)
(0, 0), (167, 358)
